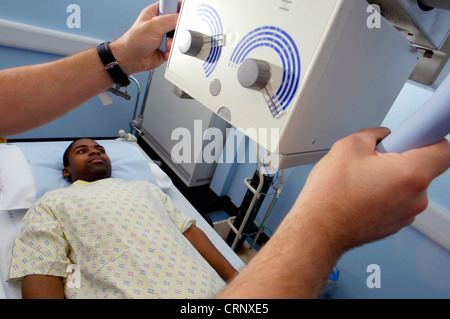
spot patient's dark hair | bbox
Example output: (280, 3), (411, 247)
(63, 139), (83, 167)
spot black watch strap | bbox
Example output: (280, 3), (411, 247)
(96, 41), (131, 87)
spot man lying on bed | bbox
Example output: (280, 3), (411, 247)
(8, 138), (238, 299)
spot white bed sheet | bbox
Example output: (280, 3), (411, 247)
(0, 209), (25, 299)
(0, 140), (245, 299)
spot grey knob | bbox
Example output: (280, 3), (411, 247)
(237, 58), (271, 90)
(178, 30), (206, 57)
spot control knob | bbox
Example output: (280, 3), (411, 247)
(178, 29), (207, 57)
(237, 58), (271, 90)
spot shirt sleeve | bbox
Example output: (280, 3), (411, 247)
(148, 184), (196, 233)
(8, 195), (71, 281)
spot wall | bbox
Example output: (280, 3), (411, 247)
(211, 81), (450, 298)
(335, 82), (450, 298)
(0, 0), (159, 140)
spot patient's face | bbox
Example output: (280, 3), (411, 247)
(63, 139), (112, 183)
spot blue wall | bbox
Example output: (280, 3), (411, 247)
(211, 81), (450, 298)
(1, 0), (159, 139)
(336, 83), (450, 298)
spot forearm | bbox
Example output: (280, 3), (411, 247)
(0, 48), (113, 136)
(218, 203), (343, 299)
(0, 2), (179, 137)
(22, 274), (65, 299)
(184, 225), (238, 283)
(219, 130), (450, 299)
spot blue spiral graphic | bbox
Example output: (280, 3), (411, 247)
(194, 4), (223, 78)
(229, 26), (301, 116)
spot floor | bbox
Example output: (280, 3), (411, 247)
(209, 210), (259, 265)
(236, 241), (259, 264)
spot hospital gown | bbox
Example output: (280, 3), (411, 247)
(8, 178), (225, 298)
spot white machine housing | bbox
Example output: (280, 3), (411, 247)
(165, 0), (421, 169)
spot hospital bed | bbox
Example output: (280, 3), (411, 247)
(0, 139), (246, 299)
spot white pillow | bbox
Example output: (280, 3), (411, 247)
(0, 145), (36, 210)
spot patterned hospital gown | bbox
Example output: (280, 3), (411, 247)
(8, 178), (225, 298)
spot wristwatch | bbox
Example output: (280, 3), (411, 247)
(96, 41), (131, 87)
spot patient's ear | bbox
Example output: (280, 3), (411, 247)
(63, 167), (71, 179)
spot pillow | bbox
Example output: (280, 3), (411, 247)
(13, 140), (159, 201)
(0, 145), (36, 210)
